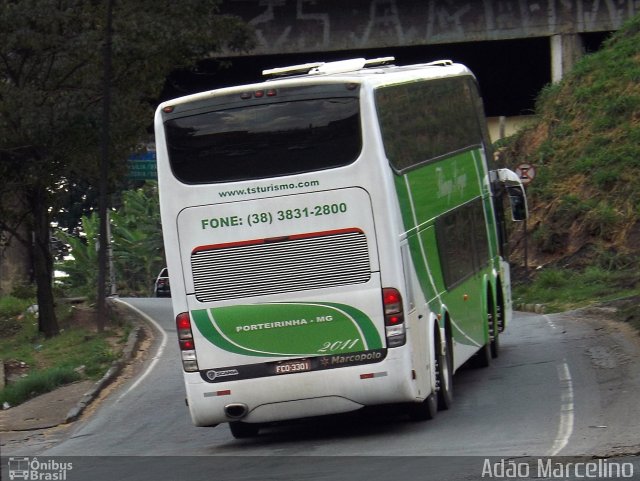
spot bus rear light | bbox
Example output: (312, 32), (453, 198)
(181, 350), (197, 361)
(177, 312), (193, 340)
(240, 89), (277, 99)
(182, 359), (198, 372)
(383, 288), (406, 347)
(177, 312), (199, 372)
(383, 288), (402, 314)
(181, 350), (198, 372)
(386, 313), (403, 325)
(386, 323), (405, 338)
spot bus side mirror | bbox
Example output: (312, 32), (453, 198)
(496, 168), (529, 221)
(506, 185), (528, 221)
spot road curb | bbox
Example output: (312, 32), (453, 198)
(64, 299), (144, 423)
(515, 303), (547, 314)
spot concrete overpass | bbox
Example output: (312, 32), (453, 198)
(221, 0), (639, 82)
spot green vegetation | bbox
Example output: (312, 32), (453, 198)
(0, 1), (254, 337)
(56, 182), (165, 299)
(1, 367), (81, 408)
(0, 3), (254, 401)
(501, 14), (640, 320)
(513, 267), (638, 313)
(1, 182), (159, 407)
(0, 295), (125, 407)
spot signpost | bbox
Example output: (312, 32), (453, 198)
(515, 163), (535, 279)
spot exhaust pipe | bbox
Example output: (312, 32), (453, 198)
(224, 403), (249, 420)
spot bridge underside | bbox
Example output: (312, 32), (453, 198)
(219, 0), (636, 56)
(166, 0), (634, 115)
(162, 32), (609, 117)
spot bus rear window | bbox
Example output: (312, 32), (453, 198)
(164, 96), (362, 184)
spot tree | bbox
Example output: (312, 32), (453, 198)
(56, 182), (164, 298)
(0, 0), (254, 337)
(55, 214), (100, 300)
(110, 182), (165, 296)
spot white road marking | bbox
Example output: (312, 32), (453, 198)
(549, 360), (575, 455)
(544, 314), (558, 330)
(112, 299), (168, 403)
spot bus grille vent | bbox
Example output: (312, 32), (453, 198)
(191, 230), (371, 302)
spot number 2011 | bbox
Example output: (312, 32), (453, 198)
(318, 339), (359, 352)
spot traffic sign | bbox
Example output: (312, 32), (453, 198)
(127, 149), (157, 181)
(515, 163), (536, 185)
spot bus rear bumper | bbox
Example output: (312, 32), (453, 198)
(234, 396), (364, 424)
(183, 358), (417, 426)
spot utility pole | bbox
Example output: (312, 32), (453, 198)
(107, 210), (116, 296)
(97, 0), (114, 332)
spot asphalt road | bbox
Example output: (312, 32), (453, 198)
(7, 298), (640, 480)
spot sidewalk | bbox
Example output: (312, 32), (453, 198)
(0, 302), (144, 433)
(0, 380), (95, 431)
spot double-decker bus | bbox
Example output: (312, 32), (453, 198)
(154, 57), (527, 438)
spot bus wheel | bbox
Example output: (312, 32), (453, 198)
(473, 326), (492, 369)
(490, 326), (500, 359)
(475, 339), (492, 368)
(408, 393), (437, 421)
(409, 328), (445, 421)
(489, 302), (500, 359)
(472, 300), (493, 368)
(229, 421), (260, 439)
(436, 330), (453, 411)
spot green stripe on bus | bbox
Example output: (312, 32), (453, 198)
(192, 303), (382, 357)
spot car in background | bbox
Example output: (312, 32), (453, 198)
(154, 268), (170, 297)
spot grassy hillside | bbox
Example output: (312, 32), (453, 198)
(501, 14), (640, 278)
(499, 15), (640, 318)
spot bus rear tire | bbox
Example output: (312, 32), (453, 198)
(491, 330), (500, 359)
(229, 421), (260, 439)
(474, 341), (492, 368)
(473, 301), (493, 368)
(486, 292), (500, 359)
(492, 298), (504, 358)
(436, 330), (453, 411)
(408, 393), (437, 421)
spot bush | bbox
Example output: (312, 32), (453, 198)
(10, 283), (36, 300)
(0, 296), (32, 318)
(0, 294), (127, 407)
(0, 366), (81, 407)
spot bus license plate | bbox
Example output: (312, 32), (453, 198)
(274, 359), (311, 375)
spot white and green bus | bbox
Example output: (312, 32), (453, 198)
(154, 57), (527, 438)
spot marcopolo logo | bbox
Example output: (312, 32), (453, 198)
(8, 457), (72, 480)
(329, 351), (383, 366)
(318, 349), (386, 369)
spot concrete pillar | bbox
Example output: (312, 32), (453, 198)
(550, 33), (585, 83)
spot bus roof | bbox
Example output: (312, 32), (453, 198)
(157, 57), (474, 111)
